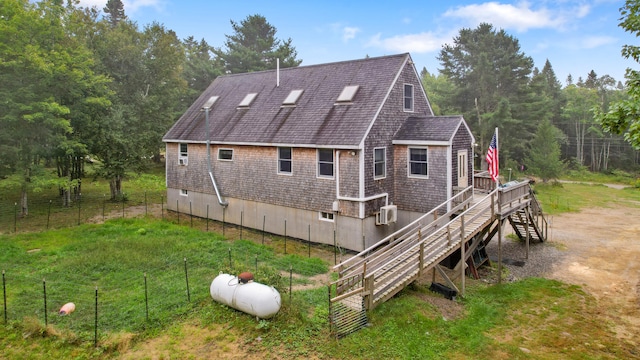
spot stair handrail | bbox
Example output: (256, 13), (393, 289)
(528, 184), (548, 241)
(366, 189), (498, 281)
(333, 185), (474, 275)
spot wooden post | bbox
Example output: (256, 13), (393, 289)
(460, 214), (465, 297)
(418, 230), (424, 276)
(498, 219), (503, 284)
(525, 206), (530, 259)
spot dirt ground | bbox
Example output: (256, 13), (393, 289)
(545, 206), (640, 347)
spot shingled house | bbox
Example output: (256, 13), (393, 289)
(163, 53), (474, 251)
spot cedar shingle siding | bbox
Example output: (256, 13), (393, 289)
(163, 53), (474, 251)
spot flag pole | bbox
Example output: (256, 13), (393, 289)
(494, 127), (499, 190)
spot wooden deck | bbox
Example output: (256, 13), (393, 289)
(329, 177), (547, 337)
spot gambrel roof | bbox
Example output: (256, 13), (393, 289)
(163, 53), (413, 148)
(393, 116), (475, 145)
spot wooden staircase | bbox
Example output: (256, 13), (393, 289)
(329, 179), (548, 338)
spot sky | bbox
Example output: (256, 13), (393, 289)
(78, 0), (636, 84)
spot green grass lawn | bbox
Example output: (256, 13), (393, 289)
(0, 170), (638, 359)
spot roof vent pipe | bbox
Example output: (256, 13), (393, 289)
(277, 58), (280, 87)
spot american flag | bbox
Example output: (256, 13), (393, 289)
(486, 133), (499, 181)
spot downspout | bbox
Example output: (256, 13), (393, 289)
(335, 150), (388, 219)
(203, 103), (228, 207)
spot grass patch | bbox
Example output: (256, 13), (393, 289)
(534, 181), (640, 215)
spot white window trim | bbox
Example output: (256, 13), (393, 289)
(180, 189), (188, 196)
(408, 147), (429, 179)
(403, 83), (414, 112)
(217, 148), (234, 161)
(278, 147), (293, 175)
(317, 149), (335, 179)
(373, 147), (386, 180)
(319, 211), (335, 222)
(179, 143), (188, 158)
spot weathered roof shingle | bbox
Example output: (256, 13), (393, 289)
(163, 54), (410, 147)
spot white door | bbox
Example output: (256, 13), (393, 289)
(457, 150), (468, 188)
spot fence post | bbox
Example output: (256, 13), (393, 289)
(3, 270), (7, 325)
(144, 191), (148, 216)
(122, 195), (125, 218)
(102, 195), (106, 222)
(206, 204), (209, 231)
(184, 258), (190, 303)
(176, 200), (180, 224)
(228, 248), (232, 269)
(222, 208), (226, 237)
(47, 200), (52, 230)
(289, 265), (293, 304)
(262, 215), (266, 244)
(284, 220), (287, 255)
(161, 195), (164, 220)
(14, 202), (17, 233)
(189, 201), (193, 228)
(42, 279), (47, 327)
(240, 211), (243, 240)
(94, 286), (98, 347)
(334, 230), (337, 265)
(308, 224), (311, 258)
(144, 273), (149, 322)
(255, 254), (258, 273)
(77, 193), (82, 225)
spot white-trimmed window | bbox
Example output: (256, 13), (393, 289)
(317, 149), (334, 178)
(180, 189), (188, 196)
(320, 211), (334, 222)
(404, 84), (414, 112)
(218, 148), (233, 161)
(374, 147), (386, 179)
(408, 147), (428, 178)
(179, 143), (188, 165)
(278, 147), (292, 174)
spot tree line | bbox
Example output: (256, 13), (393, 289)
(424, 20), (639, 182)
(0, 0), (300, 215)
(1, 0), (638, 216)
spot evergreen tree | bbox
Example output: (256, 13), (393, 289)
(103, 0), (126, 27)
(182, 36), (224, 103)
(217, 14), (302, 74)
(526, 119), (565, 182)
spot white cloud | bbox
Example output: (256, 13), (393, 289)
(342, 27), (360, 42)
(76, 0), (163, 14)
(580, 35), (617, 49)
(443, 1), (567, 32)
(366, 31), (452, 54)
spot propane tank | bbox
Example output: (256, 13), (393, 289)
(210, 273), (281, 319)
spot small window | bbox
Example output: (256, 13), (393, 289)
(278, 147), (292, 174)
(317, 149), (334, 178)
(404, 84), (414, 112)
(218, 148), (233, 161)
(320, 211), (334, 222)
(336, 85), (359, 103)
(238, 93), (258, 108)
(180, 189), (188, 196)
(179, 143), (188, 157)
(409, 147), (428, 177)
(374, 147), (386, 179)
(283, 89), (304, 105)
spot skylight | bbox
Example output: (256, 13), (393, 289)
(238, 93), (258, 108)
(202, 96), (219, 110)
(336, 85), (359, 103)
(283, 89), (304, 105)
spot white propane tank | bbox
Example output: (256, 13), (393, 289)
(210, 273), (281, 319)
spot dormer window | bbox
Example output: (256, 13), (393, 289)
(283, 89), (303, 106)
(238, 93), (258, 108)
(336, 85), (359, 104)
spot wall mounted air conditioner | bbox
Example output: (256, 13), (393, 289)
(179, 157), (188, 166)
(376, 205), (397, 225)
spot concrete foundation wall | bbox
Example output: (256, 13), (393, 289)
(167, 188), (401, 252)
